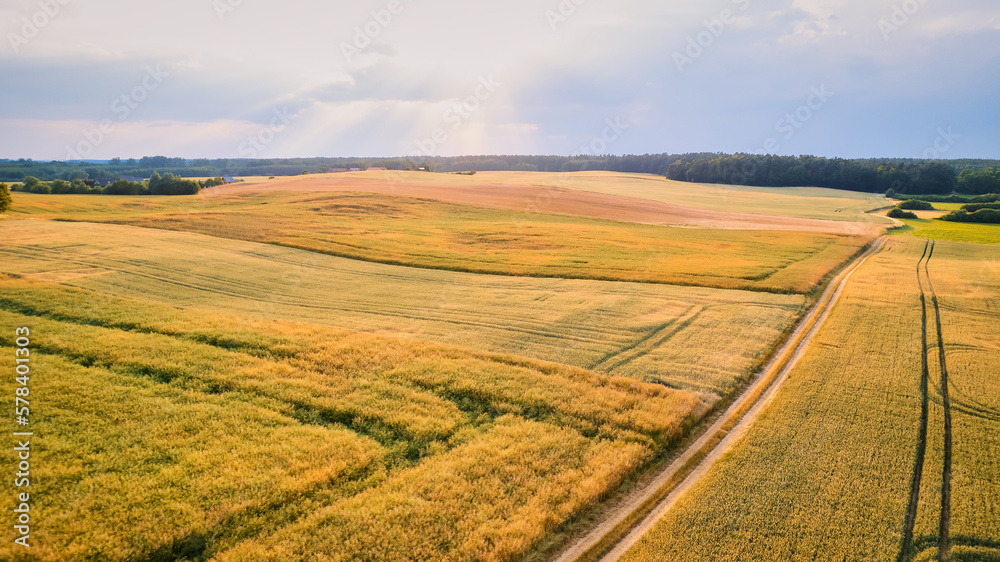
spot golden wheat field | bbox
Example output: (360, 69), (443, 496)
(0, 203), (823, 561)
(5, 175), (982, 562)
(0, 278), (712, 560)
(8, 189), (871, 293)
(0, 220), (806, 396)
(621, 237), (1000, 561)
(231, 170), (892, 224)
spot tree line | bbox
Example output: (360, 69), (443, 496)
(666, 154), (1000, 195)
(940, 201), (1000, 224)
(11, 173), (225, 196)
(2, 154), (999, 195)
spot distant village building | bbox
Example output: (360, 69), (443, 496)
(222, 176), (236, 184)
(329, 168), (350, 173)
(366, 167), (388, 172)
(117, 176), (145, 183)
(349, 168), (361, 172)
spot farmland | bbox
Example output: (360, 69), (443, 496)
(0, 278), (711, 561)
(227, 170), (893, 224)
(6, 189), (872, 293)
(0, 173), (929, 561)
(619, 237), (1000, 561)
(891, 217), (1000, 245)
(0, 219), (812, 396)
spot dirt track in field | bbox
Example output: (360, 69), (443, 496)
(553, 237), (888, 562)
(203, 175), (881, 235)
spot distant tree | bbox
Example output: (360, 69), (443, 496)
(786, 165), (808, 186)
(201, 177), (225, 188)
(897, 199), (934, 211)
(147, 171), (163, 191)
(30, 181), (52, 194)
(0, 183), (11, 213)
(913, 163), (957, 194)
(148, 172), (199, 195)
(957, 169), (1000, 195)
(50, 179), (73, 194)
(103, 180), (145, 195)
(940, 208), (1000, 224)
(22, 176), (41, 191)
(888, 207), (918, 219)
(885, 188), (896, 199)
(70, 180), (91, 194)
(302, 169), (310, 175)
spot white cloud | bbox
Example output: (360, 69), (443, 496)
(0, 0), (997, 158)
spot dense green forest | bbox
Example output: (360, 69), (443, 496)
(1, 154), (998, 195)
(665, 154), (1000, 195)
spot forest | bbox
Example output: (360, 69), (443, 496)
(1, 154), (998, 196)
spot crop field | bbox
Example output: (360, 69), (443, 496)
(620, 237), (1000, 561)
(890, 217), (1000, 245)
(0, 209), (832, 561)
(907, 241), (1000, 561)
(6, 190), (872, 293)
(0, 278), (713, 561)
(0, 220), (808, 398)
(229, 170), (891, 224)
(1, 175), (958, 562)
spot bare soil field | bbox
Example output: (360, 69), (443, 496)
(204, 174), (880, 235)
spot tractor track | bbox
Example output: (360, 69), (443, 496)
(553, 237), (887, 562)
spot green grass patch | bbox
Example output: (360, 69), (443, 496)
(890, 217), (1000, 245)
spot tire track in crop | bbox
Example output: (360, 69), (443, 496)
(898, 240), (932, 562)
(924, 242), (953, 562)
(590, 306), (704, 372)
(0, 245), (628, 347)
(554, 237), (887, 562)
(3, 242), (649, 341)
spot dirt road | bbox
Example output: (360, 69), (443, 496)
(554, 237), (889, 562)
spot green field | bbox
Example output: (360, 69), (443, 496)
(622, 238), (1000, 561)
(891, 217), (1000, 245)
(5, 190), (871, 293)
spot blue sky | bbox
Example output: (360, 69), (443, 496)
(1, 0), (998, 160)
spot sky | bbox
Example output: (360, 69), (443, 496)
(1, 0), (998, 160)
